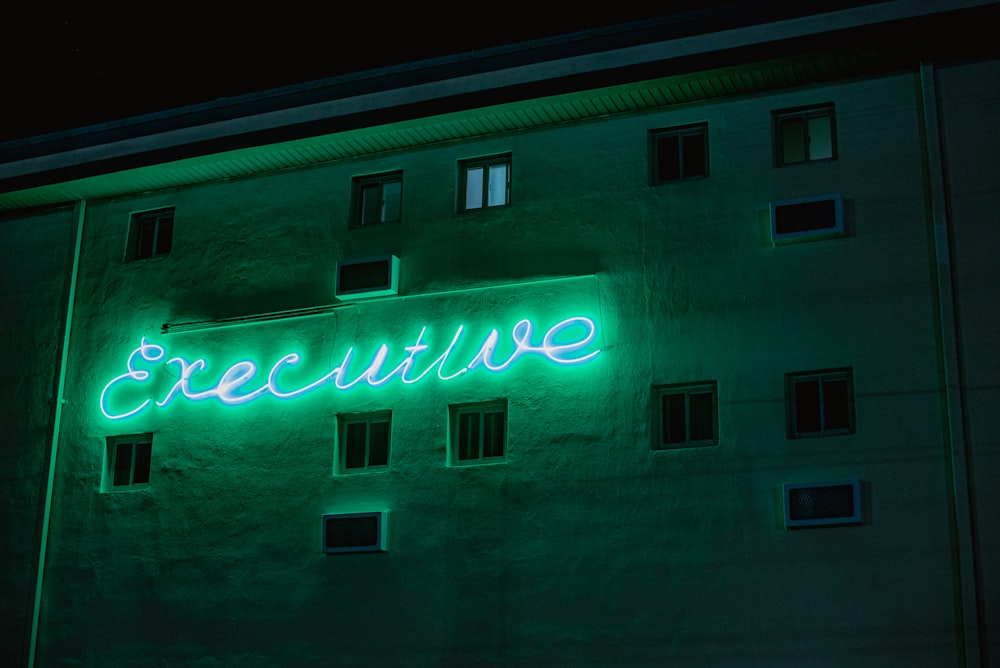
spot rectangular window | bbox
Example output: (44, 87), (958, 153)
(351, 171), (402, 227)
(337, 413), (391, 473)
(102, 434), (153, 492)
(786, 368), (854, 438)
(459, 154), (510, 211)
(127, 208), (174, 260)
(650, 123), (708, 184)
(773, 104), (836, 166)
(770, 194), (844, 243)
(653, 382), (718, 449)
(450, 401), (507, 465)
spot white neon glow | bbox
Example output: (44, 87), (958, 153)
(99, 317), (601, 420)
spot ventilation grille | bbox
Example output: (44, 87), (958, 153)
(322, 512), (388, 553)
(783, 480), (861, 528)
(335, 255), (399, 299)
(770, 194), (843, 243)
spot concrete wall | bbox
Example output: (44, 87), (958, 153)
(0, 204), (77, 668)
(25, 66), (990, 665)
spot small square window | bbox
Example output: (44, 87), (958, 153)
(351, 171), (402, 227)
(102, 434), (153, 492)
(449, 401), (507, 465)
(786, 368), (854, 438)
(773, 104), (836, 166)
(650, 123), (708, 184)
(653, 382), (718, 449)
(337, 413), (391, 474)
(127, 208), (174, 260)
(459, 154), (510, 211)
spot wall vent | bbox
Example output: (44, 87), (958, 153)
(770, 194), (843, 243)
(335, 255), (399, 299)
(322, 512), (388, 553)
(783, 480), (861, 529)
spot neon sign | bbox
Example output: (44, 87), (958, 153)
(100, 317), (600, 420)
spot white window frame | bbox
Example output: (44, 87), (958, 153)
(653, 382), (718, 450)
(352, 171), (402, 227)
(337, 412), (391, 474)
(786, 368), (855, 438)
(102, 434), (153, 492)
(459, 154), (511, 211)
(449, 400), (507, 465)
(649, 122), (709, 184)
(773, 103), (837, 166)
(127, 207), (174, 261)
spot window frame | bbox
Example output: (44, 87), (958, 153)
(126, 207), (174, 261)
(449, 400), (508, 466)
(649, 122), (709, 184)
(458, 154), (511, 212)
(350, 171), (403, 228)
(652, 382), (719, 450)
(102, 434), (153, 492)
(337, 412), (392, 474)
(785, 368), (855, 438)
(770, 193), (845, 244)
(773, 103), (837, 167)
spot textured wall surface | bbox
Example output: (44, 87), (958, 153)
(0, 204), (76, 668)
(10, 65), (995, 666)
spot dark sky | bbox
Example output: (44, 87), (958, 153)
(3, 8), (702, 142)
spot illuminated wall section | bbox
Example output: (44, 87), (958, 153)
(22, 62), (996, 666)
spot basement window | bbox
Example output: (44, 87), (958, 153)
(459, 154), (510, 211)
(127, 208), (174, 260)
(653, 382), (718, 449)
(337, 413), (391, 473)
(450, 401), (507, 465)
(352, 171), (402, 227)
(650, 123), (708, 183)
(773, 104), (836, 166)
(103, 434), (153, 492)
(786, 368), (854, 438)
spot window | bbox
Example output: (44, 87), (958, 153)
(773, 104), (836, 166)
(127, 208), (174, 260)
(103, 434), (152, 491)
(351, 171), (402, 227)
(650, 123), (708, 183)
(449, 401), (507, 465)
(770, 194), (844, 243)
(459, 154), (510, 211)
(786, 368), (854, 438)
(653, 382), (718, 449)
(337, 413), (391, 473)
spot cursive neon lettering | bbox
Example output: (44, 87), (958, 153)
(99, 316), (601, 420)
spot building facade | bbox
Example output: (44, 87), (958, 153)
(2, 2), (998, 666)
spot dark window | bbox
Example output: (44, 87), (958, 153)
(654, 382), (718, 449)
(459, 154), (510, 211)
(322, 512), (387, 553)
(352, 172), (402, 227)
(104, 435), (153, 491)
(773, 104), (836, 166)
(338, 414), (391, 473)
(128, 208), (174, 260)
(650, 123), (708, 183)
(451, 401), (507, 464)
(786, 369), (854, 438)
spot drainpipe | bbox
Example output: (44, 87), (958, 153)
(28, 199), (86, 668)
(918, 63), (983, 667)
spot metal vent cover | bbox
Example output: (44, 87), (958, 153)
(783, 480), (862, 528)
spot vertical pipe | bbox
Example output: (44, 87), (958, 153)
(28, 199), (86, 668)
(918, 63), (983, 667)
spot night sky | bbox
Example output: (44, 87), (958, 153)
(3, 7), (705, 143)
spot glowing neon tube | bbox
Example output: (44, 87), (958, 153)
(100, 316), (600, 420)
